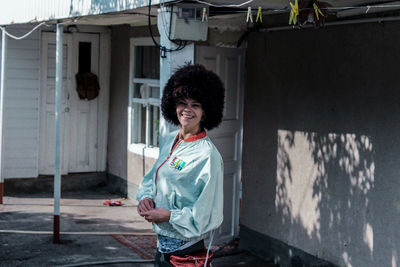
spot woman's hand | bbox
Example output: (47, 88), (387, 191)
(141, 208), (171, 223)
(137, 198), (154, 216)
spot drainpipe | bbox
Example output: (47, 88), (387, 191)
(53, 23), (63, 244)
(0, 28), (7, 205)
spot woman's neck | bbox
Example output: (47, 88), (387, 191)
(179, 126), (202, 140)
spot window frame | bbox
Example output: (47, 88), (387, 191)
(128, 37), (161, 159)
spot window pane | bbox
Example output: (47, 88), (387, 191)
(134, 46), (160, 79)
(78, 42), (91, 73)
(131, 43), (161, 147)
(131, 103), (142, 143)
(140, 105), (146, 144)
(133, 83), (143, 99)
(150, 86), (160, 98)
(151, 106), (160, 147)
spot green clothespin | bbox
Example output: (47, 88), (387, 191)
(289, 0), (299, 25)
(256, 7), (263, 23)
(313, 3), (324, 20)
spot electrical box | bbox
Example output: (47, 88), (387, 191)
(169, 4), (209, 41)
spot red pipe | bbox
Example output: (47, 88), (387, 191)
(53, 215), (60, 243)
(0, 182), (3, 204)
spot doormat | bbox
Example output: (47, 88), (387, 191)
(112, 234), (157, 260)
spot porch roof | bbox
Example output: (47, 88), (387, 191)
(2, 0), (398, 27)
(0, 0), (169, 26)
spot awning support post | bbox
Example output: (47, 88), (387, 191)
(53, 23), (63, 244)
(0, 28), (7, 205)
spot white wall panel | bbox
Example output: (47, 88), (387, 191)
(0, 0), (164, 25)
(1, 25), (41, 178)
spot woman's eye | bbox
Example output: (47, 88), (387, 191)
(192, 103), (201, 108)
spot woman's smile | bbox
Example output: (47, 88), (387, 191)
(176, 98), (203, 136)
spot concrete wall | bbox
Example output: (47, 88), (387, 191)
(241, 22), (400, 267)
(107, 25), (158, 197)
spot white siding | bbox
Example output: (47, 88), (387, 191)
(0, 26), (40, 178)
(0, 0), (165, 25)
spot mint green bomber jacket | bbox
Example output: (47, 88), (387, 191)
(136, 130), (224, 241)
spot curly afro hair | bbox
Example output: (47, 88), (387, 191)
(161, 64), (225, 131)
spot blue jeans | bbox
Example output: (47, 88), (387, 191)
(154, 240), (204, 267)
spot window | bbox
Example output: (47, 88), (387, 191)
(128, 38), (161, 158)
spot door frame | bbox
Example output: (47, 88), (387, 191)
(68, 32), (99, 173)
(38, 27), (111, 175)
(195, 45), (245, 242)
(39, 32), (73, 175)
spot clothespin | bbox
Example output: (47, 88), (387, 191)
(289, 0), (299, 25)
(256, 7), (263, 23)
(202, 7), (208, 22)
(246, 6), (253, 23)
(313, 3), (324, 20)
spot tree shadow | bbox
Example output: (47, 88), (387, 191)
(243, 23), (400, 267)
(276, 130), (377, 266)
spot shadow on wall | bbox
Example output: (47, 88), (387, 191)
(276, 129), (398, 267)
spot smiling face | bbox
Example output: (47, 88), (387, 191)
(176, 98), (204, 136)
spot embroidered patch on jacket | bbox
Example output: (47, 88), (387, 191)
(170, 157), (186, 171)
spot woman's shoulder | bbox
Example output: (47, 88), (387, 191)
(160, 130), (179, 148)
(196, 137), (223, 161)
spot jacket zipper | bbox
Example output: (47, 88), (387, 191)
(154, 139), (182, 202)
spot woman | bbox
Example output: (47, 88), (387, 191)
(136, 64), (225, 266)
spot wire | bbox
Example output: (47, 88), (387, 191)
(148, 0), (187, 56)
(194, 0), (254, 8)
(0, 22), (50, 40)
(192, 0), (400, 13)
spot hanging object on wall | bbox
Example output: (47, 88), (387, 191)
(256, 6), (263, 23)
(300, 0), (328, 27)
(313, 3), (324, 20)
(289, 0), (299, 25)
(202, 7), (208, 22)
(290, 0), (330, 27)
(75, 72), (100, 100)
(246, 6), (253, 23)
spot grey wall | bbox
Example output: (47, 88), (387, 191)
(242, 22), (400, 267)
(107, 25), (158, 194)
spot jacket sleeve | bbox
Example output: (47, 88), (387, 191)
(168, 151), (224, 239)
(136, 164), (156, 202)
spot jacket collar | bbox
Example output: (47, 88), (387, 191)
(182, 131), (207, 142)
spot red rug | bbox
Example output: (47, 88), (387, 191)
(112, 234), (157, 260)
(112, 234), (239, 260)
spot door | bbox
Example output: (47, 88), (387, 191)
(39, 32), (72, 175)
(39, 32), (99, 175)
(68, 33), (99, 172)
(196, 46), (245, 243)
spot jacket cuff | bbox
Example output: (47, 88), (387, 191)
(137, 195), (153, 202)
(169, 209), (183, 224)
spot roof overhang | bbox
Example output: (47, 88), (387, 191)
(0, 0), (168, 26)
(2, 0), (400, 28)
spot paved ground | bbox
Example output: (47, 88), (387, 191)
(0, 187), (274, 267)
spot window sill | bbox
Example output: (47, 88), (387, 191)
(128, 143), (159, 159)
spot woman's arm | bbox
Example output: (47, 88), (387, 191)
(136, 164), (157, 206)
